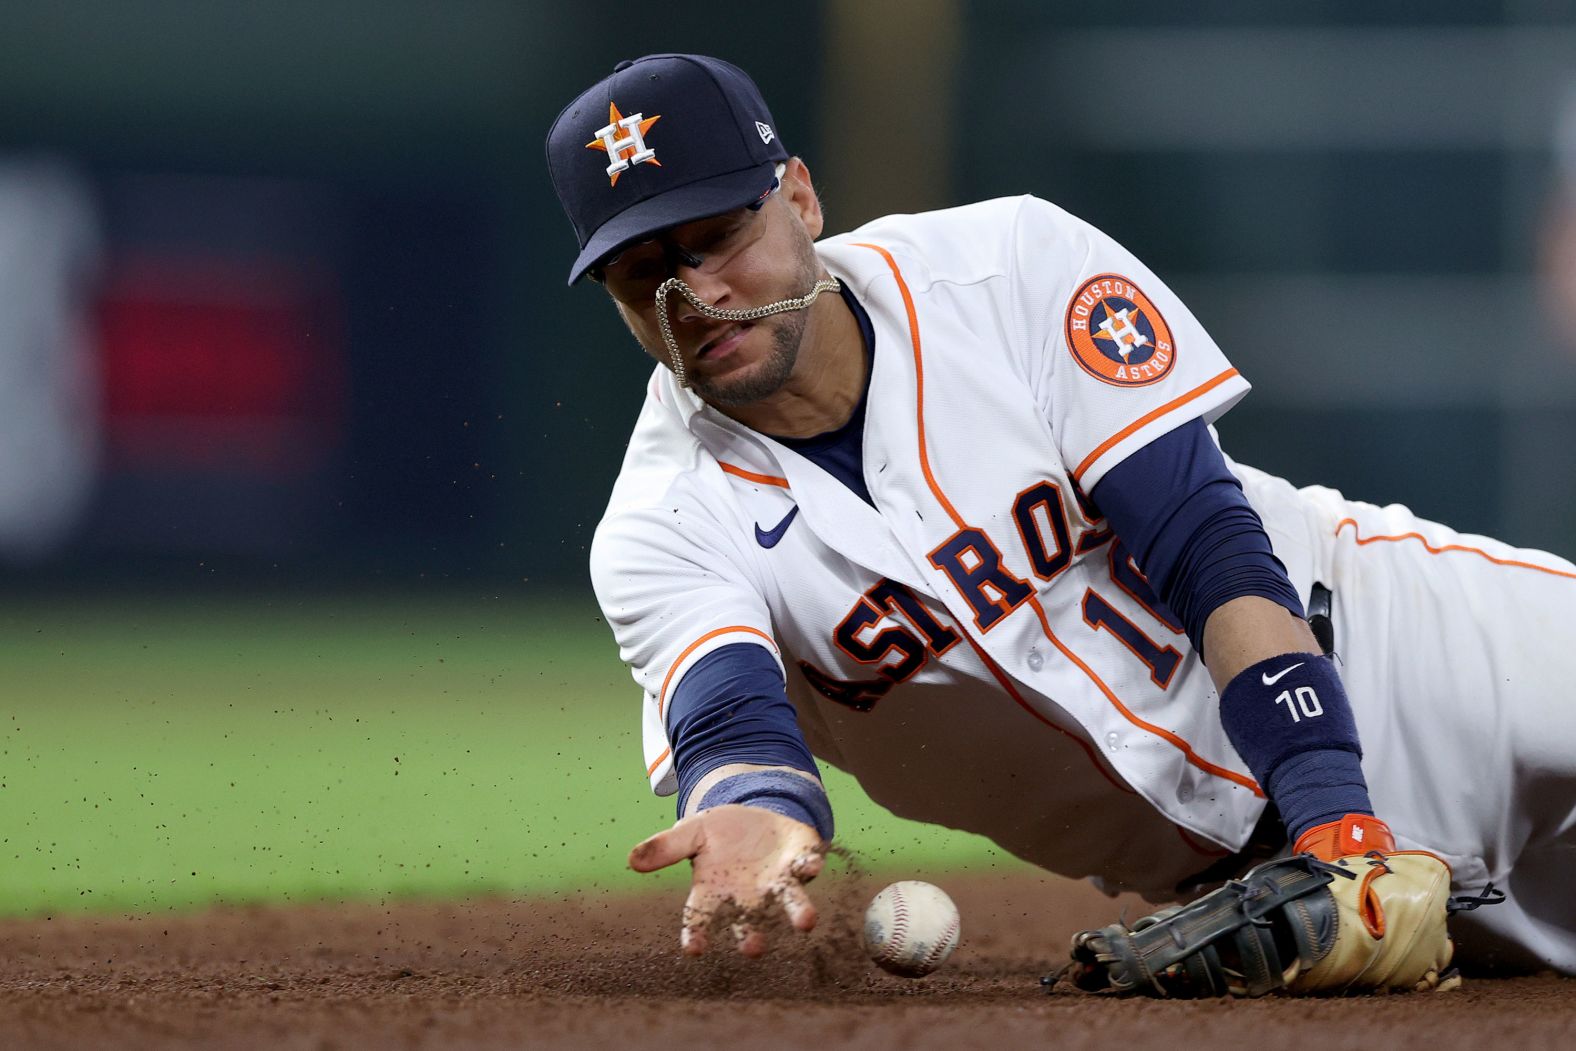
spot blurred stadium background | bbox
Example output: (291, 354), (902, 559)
(2, 1), (1575, 916)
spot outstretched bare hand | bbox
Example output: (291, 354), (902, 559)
(628, 804), (825, 957)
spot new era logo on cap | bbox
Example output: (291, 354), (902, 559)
(546, 54), (790, 284)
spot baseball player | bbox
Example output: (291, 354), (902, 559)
(546, 54), (1576, 987)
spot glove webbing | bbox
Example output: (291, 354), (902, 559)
(1072, 857), (1346, 998)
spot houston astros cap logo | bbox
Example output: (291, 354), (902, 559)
(1065, 274), (1177, 386)
(586, 101), (661, 187)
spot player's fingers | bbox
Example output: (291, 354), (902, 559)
(680, 919), (710, 956)
(789, 849), (825, 882)
(775, 880), (819, 933)
(628, 818), (706, 873)
(732, 919), (768, 958)
(680, 886), (724, 957)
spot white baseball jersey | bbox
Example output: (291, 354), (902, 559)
(590, 195), (1576, 969)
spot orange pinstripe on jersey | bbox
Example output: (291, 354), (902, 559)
(646, 746), (671, 778)
(851, 242), (967, 530)
(1071, 368), (1241, 484)
(1027, 596), (1263, 796)
(854, 242), (1261, 797)
(657, 624), (779, 720)
(719, 462), (790, 488)
(956, 627), (1134, 795)
(1335, 519), (1576, 581)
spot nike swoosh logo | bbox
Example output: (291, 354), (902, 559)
(1261, 661), (1306, 686)
(754, 506), (800, 549)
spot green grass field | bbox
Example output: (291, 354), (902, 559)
(0, 594), (1015, 917)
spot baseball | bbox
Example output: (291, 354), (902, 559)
(862, 881), (961, 978)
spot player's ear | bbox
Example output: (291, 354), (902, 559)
(781, 157), (823, 239)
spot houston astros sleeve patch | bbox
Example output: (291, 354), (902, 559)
(1065, 274), (1177, 386)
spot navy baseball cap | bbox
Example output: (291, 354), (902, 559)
(547, 54), (790, 285)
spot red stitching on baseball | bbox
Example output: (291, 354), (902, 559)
(877, 885), (911, 967)
(921, 912), (959, 971)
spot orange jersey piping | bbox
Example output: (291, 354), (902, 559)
(657, 624), (778, 720)
(1027, 595), (1263, 796)
(719, 462), (790, 488)
(646, 746), (672, 778)
(1335, 519), (1576, 581)
(1071, 368), (1242, 484)
(851, 242), (967, 529)
(956, 626), (1133, 795)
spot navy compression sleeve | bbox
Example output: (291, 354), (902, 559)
(1091, 418), (1303, 655)
(666, 642), (821, 816)
(1092, 419), (1371, 842)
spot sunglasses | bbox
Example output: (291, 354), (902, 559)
(591, 169), (785, 305)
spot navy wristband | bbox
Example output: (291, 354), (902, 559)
(1220, 653), (1374, 841)
(1219, 653), (1361, 785)
(1265, 748), (1374, 843)
(697, 770), (835, 841)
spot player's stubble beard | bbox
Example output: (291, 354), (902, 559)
(658, 221), (823, 409)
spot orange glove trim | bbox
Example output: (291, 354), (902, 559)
(1357, 861), (1389, 939)
(1293, 813), (1396, 861)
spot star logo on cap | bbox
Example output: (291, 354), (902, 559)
(586, 101), (662, 187)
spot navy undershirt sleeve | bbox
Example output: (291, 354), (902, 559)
(1095, 420), (1373, 840)
(1091, 419), (1303, 655)
(666, 642), (819, 814)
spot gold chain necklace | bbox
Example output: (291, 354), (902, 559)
(653, 275), (842, 388)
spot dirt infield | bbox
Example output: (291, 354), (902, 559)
(1, 868), (1571, 1050)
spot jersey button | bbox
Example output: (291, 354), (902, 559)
(1105, 732), (1120, 750)
(1176, 783), (1195, 803)
(1026, 649), (1044, 672)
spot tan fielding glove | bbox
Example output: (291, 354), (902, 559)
(1285, 815), (1456, 994)
(1066, 815), (1462, 998)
